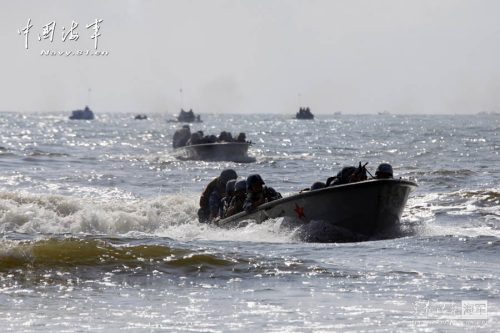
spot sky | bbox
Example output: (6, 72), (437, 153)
(2, 0), (500, 115)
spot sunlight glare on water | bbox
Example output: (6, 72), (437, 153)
(0, 112), (498, 331)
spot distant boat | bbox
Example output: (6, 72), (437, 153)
(69, 106), (94, 120)
(134, 114), (147, 120)
(168, 109), (202, 123)
(296, 107), (314, 119)
(478, 111), (499, 115)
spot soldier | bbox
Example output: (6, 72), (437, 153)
(216, 179), (237, 221)
(243, 174), (281, 213)
(198, 169), (237, 223)
(172, 125), (190, 148)
(225, 180), (247, 217)
(375, 163), (394, 179)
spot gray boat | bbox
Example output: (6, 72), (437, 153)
(172, 142), (253, 162)
(217, 179), (417, 242)
(167, 109), (202, 123)
(69, 106), (94, 120)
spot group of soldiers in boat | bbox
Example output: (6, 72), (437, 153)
(177, 109), (201, 122)
(296, 107), (314, 119)
(173, 125), (250, 149)
(198, 169), (282, 225)
(198, 162), (395, 225)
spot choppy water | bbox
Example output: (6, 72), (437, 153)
(0, 112), (499, 332)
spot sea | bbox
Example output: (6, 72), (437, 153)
(0, 111), (498, 332)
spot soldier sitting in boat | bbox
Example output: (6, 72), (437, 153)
(198, 169), (238, 223)
(375, 163), (393, 179)
(235, 132), (247, 143)
(326, 162), (368, 186)
(217, 131), (234, 143)
(218, 131), (229, 142)
(299, 181), (326, 193)
(186, 132), (202, 145)
(214, 179), (236, 222)
(173, 125), (191, 148)
(225, 180), (247, 217)
(326, 166), (356, 186)
(349, 162), (368, 183)
(243, 174), (282, 213)
(207, 134), (218, 143)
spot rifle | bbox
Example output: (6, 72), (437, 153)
(325, 176), (338, 187)
(349, 162), (369, 182)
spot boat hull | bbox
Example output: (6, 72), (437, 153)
(217, 179), (417, 242)
(295, 114), (314, 119)
(172, 142), (252, 162)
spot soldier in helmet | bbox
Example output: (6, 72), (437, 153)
(225, 180), (247, 217)
(299, 181), (326, 193)
(326, 166), (356, 186)
(198, 169), (238, 223)
(172, 125), (190, 148)
(186, 132), (201, 146)
(243, 174), (281, 213)
(375, 163), (394, 179)
(235, 132), (247, 143)
(215, 179), (237, 221)
(218, 131), (228, 142)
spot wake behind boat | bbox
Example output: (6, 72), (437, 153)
(217, 178), (417, 242)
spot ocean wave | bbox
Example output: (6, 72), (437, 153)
(27, 152), (70, 157)
(0, 190), (198, 235)
(0, 236), (240, 280)
(0, 191), (300, 244)
(403, 190), (500, 236)
(0, 235), (320, 283)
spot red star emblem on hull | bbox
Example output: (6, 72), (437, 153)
(294, 203), (306, 219)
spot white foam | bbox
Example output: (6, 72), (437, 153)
(0, 190), (297, 243)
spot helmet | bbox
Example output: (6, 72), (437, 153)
(225, 179), (236, 193)
(337, 166), (356, 183)
(376, 163), (393, 177)
(247, 174), (265, 188)
(219, 131), (227, 140)
(235, 180), (247, 192)
(220, 169), (237, 182)
(310, 181), (326, 190)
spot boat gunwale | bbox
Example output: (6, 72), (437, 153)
(173, 141), (252, 151)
